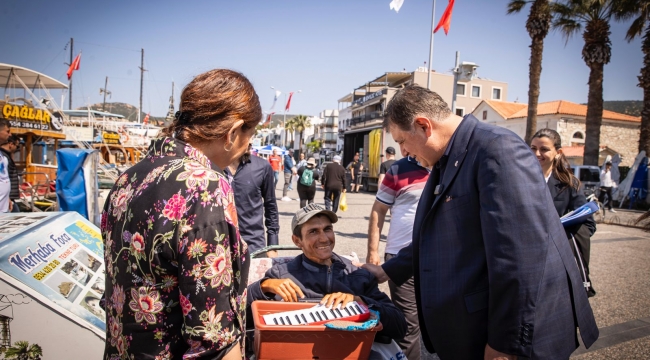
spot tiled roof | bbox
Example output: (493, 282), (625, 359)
(561, 145), (616, 158)
(483, 100), (527, 118)
(508, 100), (640, 123)
(561, 146), (585, 158)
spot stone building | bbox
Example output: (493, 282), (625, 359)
(472, 100), (641, 166)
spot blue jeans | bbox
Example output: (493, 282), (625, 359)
(273, 171), (280, 188)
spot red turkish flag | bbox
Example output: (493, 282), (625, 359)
(66, 53), (81, 80)
(434, 0), (455, 35)
(285, 92), (294, 111)
(143, 113), (150, 125)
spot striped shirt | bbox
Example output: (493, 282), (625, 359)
(376, 157), (430, 254)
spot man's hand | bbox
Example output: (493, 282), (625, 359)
(260, 278), (305, 302)
(266, 250), (278, 258)
(321, 185), (325, 189)
(359, 263), (389, 283)
(484, 344), (516, 360)
(321, 292), (365, 309)
(366, 251), (381, 266)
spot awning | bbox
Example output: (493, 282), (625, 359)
(0, 63), (68, 89)
(344, 126), (382, 135)
(11, 127), (66, 139)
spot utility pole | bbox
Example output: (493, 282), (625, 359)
(138, 48), (147, 123)
(426, 0), (437, 90)
(100, 76), (111, 112)
(68, 37), (74, 110)
(450, 51), (460, 113)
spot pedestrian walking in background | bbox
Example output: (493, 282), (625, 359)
(281, 149), (296, 201)
(225, 144), (280, 258)
(296, 157), (319, 208)
(361, 85), (598, 359)
(378, 146), (397, 186)
(0, 135), (21, 212)
(367, 156), (429, 360)
(101, 69), (259, 360)
(530, 129), (597, 297)
(347, 152), (364, 193)
(296, 152), (307, 171)
(268, 148), (282, 188)
(600, 161), (616, 212)
(0, 119), (12, 213)
(287, 150), (297, 191)
(321, 155), (346, 213)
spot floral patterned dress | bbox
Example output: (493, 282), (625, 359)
(101, 137), (249, 360)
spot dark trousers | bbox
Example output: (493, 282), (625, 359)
(298, 185), (316, 208)
(324, 188), (341, 213)
(283, 172), (292, 197)
(385, 252), (421, 360)
(599, 186), (613, 209)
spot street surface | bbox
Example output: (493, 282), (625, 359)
(272, 186), (650, 359)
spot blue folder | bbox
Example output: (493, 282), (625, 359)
(560, 201), (599, 227)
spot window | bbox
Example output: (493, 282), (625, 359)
(455, 107), (465, 116)
(471, 85), (481, 98)
(482, 110), (488, 120)
(492, 87), (502, 100)
(571, 131), (585, 146)
(456, 83), (466, 96)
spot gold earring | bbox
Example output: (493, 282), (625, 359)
(224, 143), (233, 152)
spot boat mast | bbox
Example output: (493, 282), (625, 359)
(68, 37), (73, 110)
(138, 48), (146, 123)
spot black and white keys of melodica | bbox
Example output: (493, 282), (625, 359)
(262, 301), (369, 326)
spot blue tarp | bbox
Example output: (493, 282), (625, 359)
(56, 149), (94, 219)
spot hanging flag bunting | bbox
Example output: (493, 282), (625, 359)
(265, 112), (275, 126)
(389, 0), (404, 13)
(285, 92), (294, 112)
(434, 0), (455, 35)
(270, 90), (281, 110)
(143, 113), (150, 125)
(66, 53), (82, 80)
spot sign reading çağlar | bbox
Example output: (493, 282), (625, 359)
(0, 212), (106, 336)
(1, 103), (63, 132)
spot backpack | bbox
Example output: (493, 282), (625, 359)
(299, 168), (314, 186)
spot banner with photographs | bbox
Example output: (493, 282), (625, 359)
(0, 212), (106, 336)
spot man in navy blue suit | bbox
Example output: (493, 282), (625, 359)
(361, 85), (598, 359)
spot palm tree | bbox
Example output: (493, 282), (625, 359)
(507, 0), (552, 143)
(284, 117), (296, 148)
(616, 0), (650, 154)
(552, 0), (618, 165)
(290, 115), (312, 149)
(4, 341), (43, 360)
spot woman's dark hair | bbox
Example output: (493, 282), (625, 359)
(531, 128), (580, 190)
(161, 69), (262, 143)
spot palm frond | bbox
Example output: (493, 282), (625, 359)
(627, 15), (647, 41)
(507, 0), (529, 14)
(553, 17), (582, 42)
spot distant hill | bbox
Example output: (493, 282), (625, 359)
(76, 102), (167, 125)
(602, 101), (642, 117)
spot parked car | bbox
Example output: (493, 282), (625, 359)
(573, 165), (601, 197)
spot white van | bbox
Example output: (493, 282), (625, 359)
(572, 165), (601, 197)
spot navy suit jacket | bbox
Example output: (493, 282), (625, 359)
(382, 115), (598, 359)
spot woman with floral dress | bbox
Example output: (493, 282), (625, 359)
(101, 69), (261, 360)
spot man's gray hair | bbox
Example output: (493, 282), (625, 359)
(383, 84), (452, 132)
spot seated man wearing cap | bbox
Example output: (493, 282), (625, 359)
(247, 204), (407, 341)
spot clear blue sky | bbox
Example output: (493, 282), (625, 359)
(1, 0), (642, 117)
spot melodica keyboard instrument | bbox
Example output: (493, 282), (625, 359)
(262, 301), (370, 326)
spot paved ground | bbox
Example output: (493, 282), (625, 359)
(271, 185), (650, 359)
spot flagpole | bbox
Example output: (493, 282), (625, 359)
(427, 0), (437, 90)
